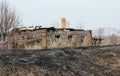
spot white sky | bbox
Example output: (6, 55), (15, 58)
(2, 0), (120, 30)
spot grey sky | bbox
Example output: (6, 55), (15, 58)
(3, 0), (120, 29)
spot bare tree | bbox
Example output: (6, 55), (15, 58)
(77, 20), (85, 29)
(0, 1), (20, 41)
(95, 28), (104, 39)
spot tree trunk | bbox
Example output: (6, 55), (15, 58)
(3, 33), (6, 42)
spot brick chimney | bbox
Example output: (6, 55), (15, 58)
(61, 18), (66, 28)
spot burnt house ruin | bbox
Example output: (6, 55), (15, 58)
(5, 18), (102, 50)
(6, 27), (93, 50)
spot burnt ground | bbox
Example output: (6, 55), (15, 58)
(0, 46), (120, 76)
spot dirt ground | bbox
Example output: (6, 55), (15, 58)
(0, 46), (120, 76)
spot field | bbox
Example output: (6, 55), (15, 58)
(0, 46), (120, 76)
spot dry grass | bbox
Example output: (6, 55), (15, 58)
(0, 46), (120, 76)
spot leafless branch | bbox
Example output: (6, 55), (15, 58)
(0, 0), (21, 41)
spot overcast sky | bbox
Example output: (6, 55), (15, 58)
(2, 0), (120, 30)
